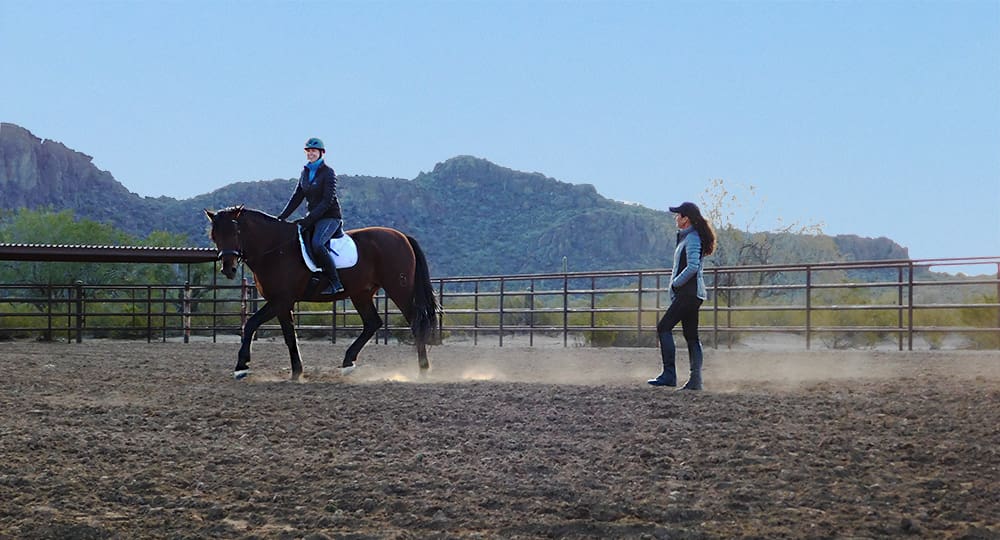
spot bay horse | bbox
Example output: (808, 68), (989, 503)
(205, 206), (438, 380)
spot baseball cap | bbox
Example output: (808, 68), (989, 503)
(668, 202), (700, 215)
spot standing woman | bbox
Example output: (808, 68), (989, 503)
(648, 201), (716, 390)
(276, 137), (344, 295)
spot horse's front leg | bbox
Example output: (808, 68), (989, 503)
(234, 302), (276, 379)
(276, 309), (303, 380)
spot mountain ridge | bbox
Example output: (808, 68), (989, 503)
(1, 122), (908, 276)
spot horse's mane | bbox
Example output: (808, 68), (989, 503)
(219, 206), (280, 223)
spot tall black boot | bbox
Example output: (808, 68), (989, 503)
(678, 340), (703, 390)
(314, 248), (344, 295)
(647, 331), (677, 386)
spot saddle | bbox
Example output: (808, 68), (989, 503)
(297, 226), (359, 270)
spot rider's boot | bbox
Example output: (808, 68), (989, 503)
(314, 248), (344, 295)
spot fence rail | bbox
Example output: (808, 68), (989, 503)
(1, 247), (998, 350)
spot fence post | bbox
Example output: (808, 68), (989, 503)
(635, 273), (642, 341)
(712, 268), (719, 350)
(161, 289), (167, 343)
(66, 285), (72, 342)
(499, 278), (505, 347)
(805, 267), (812, 350)
(563, 273), (569, 347)
(897, 266), (904, 351)
(146, 286), (152, 343)
(211, 267), (218, 343)
(73, 280), (84, 343)
(907, 262), (915, 351)
(183, 281), (191, 344)
(46, 284), (53, 342)
(726, 275), (733, 350)
(591, 276), (598, 340)
(529, 279), (535, 347)
(131, 289), (137, 335)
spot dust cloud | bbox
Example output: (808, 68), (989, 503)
(250, 342), (1000, 390)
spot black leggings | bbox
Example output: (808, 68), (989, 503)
(657, 294), (703, 343)
(655, 294), (704, 383)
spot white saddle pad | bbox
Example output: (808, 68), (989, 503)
(298, 226), (359, 271)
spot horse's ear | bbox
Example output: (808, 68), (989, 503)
(234, 205), (245, 219)
(205, 209), (215, 221)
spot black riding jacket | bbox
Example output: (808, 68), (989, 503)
(276, 162), (342, 230)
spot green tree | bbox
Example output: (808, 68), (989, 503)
(0, 208), (210, 294)
(0, 208), (132, 287)
(0, 208), (212, 286)
(135, 229), (212, 288)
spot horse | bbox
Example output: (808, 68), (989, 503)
(205, 206), (438, 380)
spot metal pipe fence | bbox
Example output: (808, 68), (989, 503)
(1, 252), (998, 350)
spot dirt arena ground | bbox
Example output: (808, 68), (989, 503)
(0, 340), (997, 539)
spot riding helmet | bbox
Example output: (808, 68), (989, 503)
(304, 138), (325, 151)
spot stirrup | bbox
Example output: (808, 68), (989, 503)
(321, 279), (344, 295)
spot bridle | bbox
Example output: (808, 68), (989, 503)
(217, 247), (244, 263)
(216, 218), (246, 266)
(215, 214), (297, 268)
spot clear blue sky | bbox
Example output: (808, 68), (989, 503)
(3, 0), (998, 267)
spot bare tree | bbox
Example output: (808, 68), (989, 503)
(699, 178), (829, 304)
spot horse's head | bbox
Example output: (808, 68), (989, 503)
(205, 206), (244, 279)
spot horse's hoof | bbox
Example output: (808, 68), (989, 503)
(340, 365), (356, 376)
(233, 369), (252, 380)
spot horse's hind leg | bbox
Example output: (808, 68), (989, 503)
(276, 309), (303, 380)
(416, 341), (429, 371)
(342, 296), (382, 372)
(235, 302), (276, 378)
(384, 286), (431, 372)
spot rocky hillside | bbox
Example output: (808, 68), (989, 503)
(1, 123), (908, 276)
(1, 123), (152, 231)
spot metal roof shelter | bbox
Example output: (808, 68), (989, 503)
(0, 243), (217, 264)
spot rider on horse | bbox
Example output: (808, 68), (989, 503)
(277, 137), (345, 295)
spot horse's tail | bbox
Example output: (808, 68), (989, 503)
(407, 235), (439, 345)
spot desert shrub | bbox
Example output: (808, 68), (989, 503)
(0, 307), (52, 340)
(812, 287), (898, 349)
(959, 293), (1000, 349)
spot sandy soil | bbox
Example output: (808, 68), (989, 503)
(0, 341), (997, 539)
